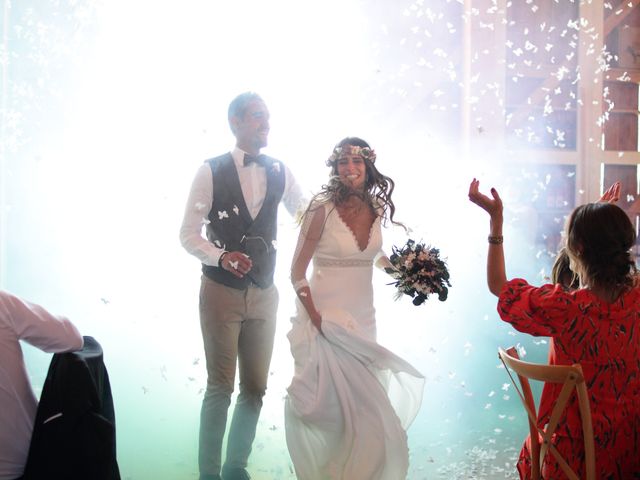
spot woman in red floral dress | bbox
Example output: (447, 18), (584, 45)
(469, 178), (640, 479)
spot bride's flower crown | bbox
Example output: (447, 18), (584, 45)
(327, 145), (377, 165)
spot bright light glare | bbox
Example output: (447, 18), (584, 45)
(27, 2), (437, 478)
(7, 1), (553, 479)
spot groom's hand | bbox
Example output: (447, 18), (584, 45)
(220, 251), (253, 278)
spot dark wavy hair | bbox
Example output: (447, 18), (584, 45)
(304, 137), (401, 227)
(565, 202), (637, 290)
(550, 247), (579, 290)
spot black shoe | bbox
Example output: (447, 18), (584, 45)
(221, 467), (251, 480)
(199, 475), (222, 480)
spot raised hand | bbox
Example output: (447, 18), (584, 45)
(468, 178), (503, 220)
(469, 178), (507, 296)
(599, 181), (621, 203)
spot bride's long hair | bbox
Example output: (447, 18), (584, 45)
(302, 137), (401, 228)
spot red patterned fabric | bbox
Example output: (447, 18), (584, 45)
(498, 278), (640, 480)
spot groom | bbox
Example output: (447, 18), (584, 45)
(180, 92), (304, 480)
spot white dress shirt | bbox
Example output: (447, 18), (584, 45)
(180, 147), (305, 267)
(0, 290), (83, 480)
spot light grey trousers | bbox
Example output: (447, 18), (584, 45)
(198, 275), (278, 476)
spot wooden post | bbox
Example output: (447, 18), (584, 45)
(0, 0), (10, 288)
(462, 0), (507, 155)
(577, 0), (606, 205)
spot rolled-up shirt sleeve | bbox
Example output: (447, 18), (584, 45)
(1, 291), (83, 352)
(180, 159), (306, 266)
(179, 163), (225, 267)
(282, 165), (306, 218)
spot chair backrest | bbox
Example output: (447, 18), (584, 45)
(498, 346), (595, 480)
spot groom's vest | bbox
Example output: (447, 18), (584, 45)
(202, 153), (285, 290)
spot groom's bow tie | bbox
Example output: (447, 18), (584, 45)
(243, 153), (265, 167)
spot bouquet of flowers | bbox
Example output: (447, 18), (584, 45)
(385, 239), (451, 305)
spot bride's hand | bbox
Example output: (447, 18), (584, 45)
(468, 178), (503, 221)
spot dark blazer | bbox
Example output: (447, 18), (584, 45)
(22, 336), (120, 480)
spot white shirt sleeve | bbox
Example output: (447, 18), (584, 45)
(180, 158), (306, 266)
(179, 163), (226, 267)
(0, 290), (83, 353)
(0, 291), (82, 479)
(282, 165), (307, 218)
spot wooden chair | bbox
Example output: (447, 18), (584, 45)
(498, 346), (596, 480)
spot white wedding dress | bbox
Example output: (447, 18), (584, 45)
(285, 201), (425, 480)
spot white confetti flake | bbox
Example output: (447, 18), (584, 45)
(617, 71), (631, 81)
(218, 210), (229, 220)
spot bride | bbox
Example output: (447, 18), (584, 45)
(285, 137), (425, 479)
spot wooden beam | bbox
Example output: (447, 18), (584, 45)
(463, 0), (508, 146)
(604, 0), (640, 37)
(603, 150), (640, 164)
(506, 63), (578, 81)
(506, 62), (575, 129)
(604, 67), (640, 83)
(0, 0), (10, 287)
(505, 149), (579, 165)
(579, 0), (606, 204)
